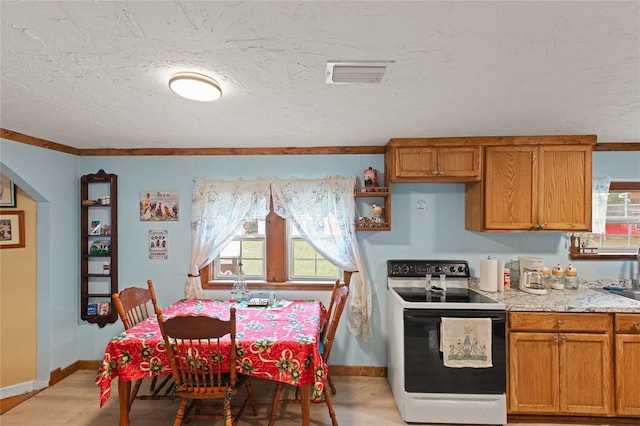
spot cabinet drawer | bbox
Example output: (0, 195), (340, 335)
(509, 312), (611, 333)
(615, 314), (640, 333)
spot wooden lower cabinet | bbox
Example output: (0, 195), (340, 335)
(508, 312), (614, 416)
(614, 314), (640, 416)
(508, 332), (558, 413)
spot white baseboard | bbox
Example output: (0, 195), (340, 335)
(0, 380), (48, 399)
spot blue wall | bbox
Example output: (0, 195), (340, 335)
(2, 137), (639, 382)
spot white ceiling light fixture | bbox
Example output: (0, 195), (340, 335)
(168, 72), (222, 101)
(326, 61), (394, 84)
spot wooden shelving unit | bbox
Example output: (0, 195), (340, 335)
(80, 169), (118, 327)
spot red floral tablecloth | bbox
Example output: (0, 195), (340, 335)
(96, 299), (326, 407)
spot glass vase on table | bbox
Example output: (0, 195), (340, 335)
(231, 262), (249, 306)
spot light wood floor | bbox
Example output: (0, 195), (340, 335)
(0, 370), (620, 425)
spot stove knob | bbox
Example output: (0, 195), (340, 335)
(434, 266), (442, 273)
(458, 266), (466, 273)
(401, 265), (410, 275)
(449, 266), (456, 273)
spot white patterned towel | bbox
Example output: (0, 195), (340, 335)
(440, 317), (492, 368)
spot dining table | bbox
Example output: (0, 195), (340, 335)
(96, 298), (327, 426)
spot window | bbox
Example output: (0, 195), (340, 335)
(214, 220), (266, 280)
(288, 222), (340, 280)
(570, 182), (640, 259)
(202, 211), (340, 288)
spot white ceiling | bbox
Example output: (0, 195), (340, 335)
(1, 1), (639, 150)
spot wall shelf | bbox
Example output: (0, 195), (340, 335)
(355, 186), (391, 231)
(80, 169), (118, 328)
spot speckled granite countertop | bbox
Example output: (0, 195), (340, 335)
(470, 281), (640, 313)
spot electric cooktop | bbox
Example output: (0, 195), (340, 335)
(393, 287), (500, 304)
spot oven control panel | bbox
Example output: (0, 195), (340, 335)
(387, 259), (469, 278)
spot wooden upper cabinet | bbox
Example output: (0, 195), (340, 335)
(466, 141), (593, 232)
(386, 141), (481, 182)
(538, 145), (591, 230)
(483, 146), (538, 230)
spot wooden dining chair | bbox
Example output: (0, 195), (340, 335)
(321, 279), (345, 395)
(112, 279), (171, 409)
(156, 306), (259, 426)
(268, 284), (350, 426)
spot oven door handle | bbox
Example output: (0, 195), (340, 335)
(404, 314), (506, 323)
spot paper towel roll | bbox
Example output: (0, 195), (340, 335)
(479, 257), (498, 292)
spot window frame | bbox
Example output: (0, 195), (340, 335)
(569, 181), (640, 260)
(200, 199), (345, 290)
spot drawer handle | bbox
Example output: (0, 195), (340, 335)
(557, 320), (565, 325)
(633, 322), (640, 329)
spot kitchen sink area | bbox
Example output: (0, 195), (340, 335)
(597, 288), (640, 301)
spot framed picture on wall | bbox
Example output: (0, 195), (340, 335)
(0, 174), (16, 208)
(140, 191), (179, 221)
(0, 210), (25, 249)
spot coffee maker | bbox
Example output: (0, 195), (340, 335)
(519, 256), (547, 295)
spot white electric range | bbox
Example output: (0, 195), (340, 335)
(387, 259), (506, 425)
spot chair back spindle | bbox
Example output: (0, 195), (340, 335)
(112, 280), (159, 329)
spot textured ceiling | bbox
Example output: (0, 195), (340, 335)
(1, 1), (639, 150)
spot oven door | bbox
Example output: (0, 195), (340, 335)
(403, 308), (506, 394)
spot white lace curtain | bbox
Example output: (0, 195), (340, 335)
(186, 177), (372, 341)
(185, 179), (271, 299)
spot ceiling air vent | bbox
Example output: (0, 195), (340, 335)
(326, 61), (394, 84)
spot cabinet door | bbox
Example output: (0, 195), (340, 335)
(615, 334), (640, 416)
(393, 147), (438, 178)
(484, 146), (537, 230)
(559, 333), (613, 415)
(436, 146), (481, 178)
(538, 145), (592, 231)
(508, 332), (558, 414)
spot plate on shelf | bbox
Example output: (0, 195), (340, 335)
(89, 240), (111, 255)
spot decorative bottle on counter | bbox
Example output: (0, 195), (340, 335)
(503, 268), (510, 289)
(231, 262), (249, 304)
(507, 259), (519, 287)
(565, 264), (579, 289)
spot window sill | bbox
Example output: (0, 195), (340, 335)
(569, 251), (638, 261)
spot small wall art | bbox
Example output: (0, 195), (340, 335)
(140, 191), (179, 221)
(0, 210), (25, 249)
(89, 220), (101, 235)
(149, 229), (168, 259)
(0, 174), (16, 208)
